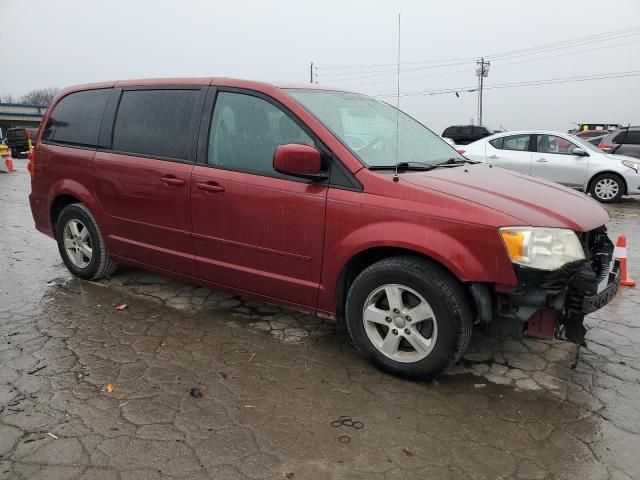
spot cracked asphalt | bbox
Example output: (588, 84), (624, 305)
(1, 159), (639, 479)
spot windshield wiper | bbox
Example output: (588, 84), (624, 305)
(435, 157), (479, 166)
(369, 161), (435, 171)
(370, 158), (478, 172)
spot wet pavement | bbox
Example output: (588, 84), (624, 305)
(1, 159), (639, 480)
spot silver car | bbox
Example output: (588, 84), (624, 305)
(462, 130), (640, 203)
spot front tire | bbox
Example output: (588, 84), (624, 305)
(56, 203), (118, 280)
(589, 173), (624, 203)
(345, 256), (473, 380)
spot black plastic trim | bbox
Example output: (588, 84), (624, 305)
(97, 87), (121, 149)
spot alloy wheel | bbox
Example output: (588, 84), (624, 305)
(362, 284), (438, 363)
(63, 219), (93, 268)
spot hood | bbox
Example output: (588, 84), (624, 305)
(605, 153), (640, 163)
(400, 164), (609, 232)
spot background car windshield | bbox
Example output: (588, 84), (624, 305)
(571, 135), (603, 153)
(287, 89), (463, 167)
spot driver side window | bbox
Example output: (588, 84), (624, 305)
(537, 135), (576, 155)
(208, 92), (314, 177)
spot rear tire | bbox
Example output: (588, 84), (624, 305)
(56, 203), (118, 280)
(589, 173), (624, 203)
(345, 256), (473, 380)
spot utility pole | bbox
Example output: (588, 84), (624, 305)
(310, 62), (314, 84)
(476, 58), (490, 126)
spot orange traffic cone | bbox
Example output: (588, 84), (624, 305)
(4, 149), (15, 172)
(614, 235), (636, 287)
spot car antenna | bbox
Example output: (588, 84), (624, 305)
(393, 13), (401, 183)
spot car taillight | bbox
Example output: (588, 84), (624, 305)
(456, 149), (465, 154)
(27, 149), (35, 180)
(598, 143), (613, 151)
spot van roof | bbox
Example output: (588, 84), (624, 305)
(58, 78), (358, 96)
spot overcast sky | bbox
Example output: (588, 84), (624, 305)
(2, 0), (639, 133)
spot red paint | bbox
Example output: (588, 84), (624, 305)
(525, 309), (557, 339)
(29, 77), (611, 318)
(273, 144), (322, 176)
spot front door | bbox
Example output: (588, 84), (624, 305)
(190, 90), (329, 309)
(530, 134), (588, 187)
(486, 134), (533, 174)
(93, 87), (204, 276)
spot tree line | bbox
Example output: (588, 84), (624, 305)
(1, 88), (59, 106)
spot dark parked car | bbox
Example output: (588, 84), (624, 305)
(28, 78), (619, 379)
(7, 127), (38, 158)
(442, 125), (492, 145)
(598, 127), (640, 159)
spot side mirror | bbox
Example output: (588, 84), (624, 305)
(571, 147), (588, 156)
(273, 144), (327, 181)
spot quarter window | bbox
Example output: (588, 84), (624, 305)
(43, 89), (110, 147)
(537, 135), (577, 155)
(112, 89), (200, 160)
(207, 92), (314, 176)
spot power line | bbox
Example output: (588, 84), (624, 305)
(317, 37), (640, 89)
(490, 38), (640, 69)
(318, 34), (640, 86)
(374, 70), (640, 98)
(317, 26), (640, 79)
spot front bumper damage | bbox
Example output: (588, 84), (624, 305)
(471, 226), (620, 346)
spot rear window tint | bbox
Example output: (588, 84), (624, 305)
(43, 89), (110, 147)
(112, 89), (199, 160)
(492, 134), (530, 151)
(613, 130), (640, 145)
(489, 137), (503, 149)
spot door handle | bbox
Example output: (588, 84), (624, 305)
(197, 181), (225, 193)
(488, 155), (498, 160)
(160, 175), (186, 186)
(536, 158), (548, 163)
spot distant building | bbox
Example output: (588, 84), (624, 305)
(0, 103), (46, 138)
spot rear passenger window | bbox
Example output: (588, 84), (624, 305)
(207, 92), (314, 177)
(489, 138), (503, 149)
(501, 135), (530, 151)
(112, 89), (199, 160)
(614, 131), (640, 145)
(43, 89), (110, 147)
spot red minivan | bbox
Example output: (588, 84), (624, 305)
(28, 78), (620, 379)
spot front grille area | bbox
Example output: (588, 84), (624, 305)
(562, 226), (616, 344)
(579, 226), (614, 285)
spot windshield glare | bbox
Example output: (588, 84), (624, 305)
(286, 89), (463, 168)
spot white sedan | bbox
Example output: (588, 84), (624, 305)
(461, 130), (640, 203)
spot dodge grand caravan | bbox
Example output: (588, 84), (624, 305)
(28, 78), (620, 379)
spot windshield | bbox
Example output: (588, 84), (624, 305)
(286, 89), (464, 168)
(571, 135), (604, 153)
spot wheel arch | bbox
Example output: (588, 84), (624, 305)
(48, 179), (104, 236)
(334, 245), (476, 322)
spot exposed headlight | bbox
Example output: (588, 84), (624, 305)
(500, 227), (585, 270)
(622, 159), (640, 172)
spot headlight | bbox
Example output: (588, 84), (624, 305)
(622, 159), (640, 172)
(500, 227), (585, 270)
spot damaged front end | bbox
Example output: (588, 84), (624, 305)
(471, 226), (620, 346)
